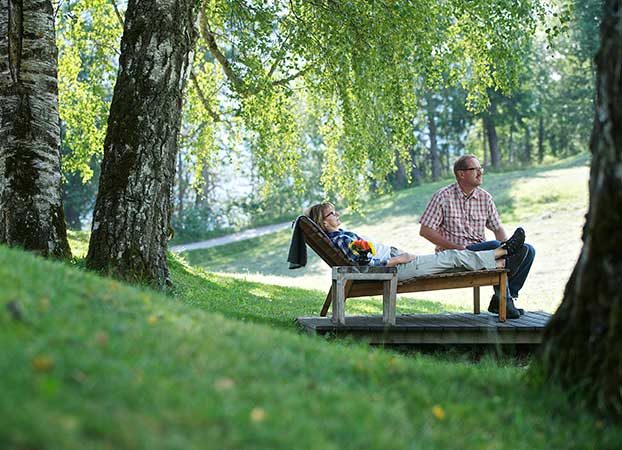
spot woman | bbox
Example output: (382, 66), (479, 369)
(305, 202), (527, 282)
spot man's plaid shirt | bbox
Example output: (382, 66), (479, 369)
(327, 229), (389, 266)
(419, 183), (501, 250)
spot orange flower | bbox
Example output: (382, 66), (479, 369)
(349, 239), (376, 255)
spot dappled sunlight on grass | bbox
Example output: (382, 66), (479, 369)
(499, 166), (589, 223)
(168, 253), (459, 327)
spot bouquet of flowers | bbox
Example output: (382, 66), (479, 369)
(349, 239), (376, 256)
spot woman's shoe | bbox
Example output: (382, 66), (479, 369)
(501, 227), (525, 255)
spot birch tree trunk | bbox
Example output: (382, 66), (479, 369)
(539, 0), (622, 418)
(0, 0), (70, 257)
(86, 0), (198, 285)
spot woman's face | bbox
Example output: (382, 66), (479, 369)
(322, 205), (341, 232)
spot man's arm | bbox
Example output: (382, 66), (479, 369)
(493, 226), (509, 242)
(486, 194), (508, 242)
(419, 225), (466, 250)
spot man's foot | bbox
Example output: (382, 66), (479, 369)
(487, 295), (524, 316)
(505, 245), (528, 274)
(501, 227), (525, 255)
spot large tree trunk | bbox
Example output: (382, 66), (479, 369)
(539, 0), (622, 418)
(86, 0), (198, 285)
(0, 0), (70, 257)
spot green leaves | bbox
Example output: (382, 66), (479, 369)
(56, 0), (124, 182)
(57, 0), (545, 204)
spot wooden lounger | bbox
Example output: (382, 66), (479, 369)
(296, 215), (509, 322)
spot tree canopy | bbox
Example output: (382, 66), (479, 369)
(57, 0), (549, 208)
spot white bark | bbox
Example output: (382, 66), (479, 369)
(0, 0), (70, 257)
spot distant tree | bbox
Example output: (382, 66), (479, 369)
(539, 0), (622, 418)
(86, 0), (199, 285)
(0, 0), (70, 257)
(425, 93), (441, 181)
(483, 96), (501, 169)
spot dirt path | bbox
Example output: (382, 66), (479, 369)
(169, 221), (291, 253)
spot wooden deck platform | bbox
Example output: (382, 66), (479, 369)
(296, 311), (551, 345)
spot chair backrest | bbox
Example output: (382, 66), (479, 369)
(297, 216), (353, 267)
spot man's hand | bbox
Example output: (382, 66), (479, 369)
(419, 225), (465, 250)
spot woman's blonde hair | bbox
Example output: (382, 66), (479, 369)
(305, 202), (334, 232)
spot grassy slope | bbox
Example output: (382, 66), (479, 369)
(2, 238), (621, 449)
(181, 155), (590, 311)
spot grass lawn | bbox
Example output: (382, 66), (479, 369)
(180, 154), (591, 313)
(1, 229), (621, 449)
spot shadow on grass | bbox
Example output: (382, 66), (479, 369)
(385, 343), (541, 364)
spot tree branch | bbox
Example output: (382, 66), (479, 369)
(272, 64), (313, 87)
(199, 13), (246, 94)
(190, 70), (221, 122)
(53, 0), (66, 19)
(266, 26), (295, 79)
(109, 0), (124, 27)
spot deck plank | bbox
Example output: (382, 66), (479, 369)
(296, 312), (551, 345)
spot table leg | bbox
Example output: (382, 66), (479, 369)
(499, 273), (507, 322)
(382, 276), (397, 326)
(332, 277), (346, 325)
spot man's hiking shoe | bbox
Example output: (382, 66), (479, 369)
(505, 245), (528, 275)
(488, 295), (524, 316)
(501, 227), (525, 255)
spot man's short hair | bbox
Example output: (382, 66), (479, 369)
(453, 154), (477, 177)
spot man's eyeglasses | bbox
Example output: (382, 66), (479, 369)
(460, 166), (484, 173)
(324, 211), (339, 219)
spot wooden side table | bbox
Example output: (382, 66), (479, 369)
(332, 266), (398, 326)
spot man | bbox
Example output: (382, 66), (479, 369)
(418, 154), (535, 319)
